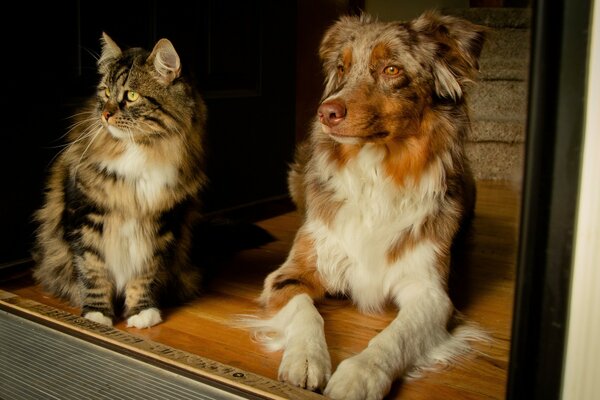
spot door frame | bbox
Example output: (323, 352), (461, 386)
(507, 0), (593, 397)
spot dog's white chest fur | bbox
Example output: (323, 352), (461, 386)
(310, 145), (441, 312)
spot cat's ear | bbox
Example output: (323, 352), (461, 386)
(98, 32), (122, 72)
(147, 39), (181, 85)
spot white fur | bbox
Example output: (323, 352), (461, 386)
(310, 145), (445, 312)
(126, 307), (162, 329)
(103, 217), (152, 294)
(106, 125), (128, 140)
(84, 311), (113, 326)
(99, 143), (178, 210)
(98, 143), (177, 293)
(248, 143), (485, 400)
(239, 294), (331, 390)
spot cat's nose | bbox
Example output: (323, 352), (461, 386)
(102, 103), (118, 121)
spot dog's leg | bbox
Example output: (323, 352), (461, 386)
(252, 228), (331, 391)
(325, 248), (454, 400)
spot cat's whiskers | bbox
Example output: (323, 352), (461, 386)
(170, 125), (186, 142)
(139, 120), (167, 140)
(46, 120), (103, 168)
(83, 47), (100, 63)
(71, 120), (103, 142)
(74, 125), (103, 176)
(68, 110), (97, 119)
(120, 121), (137, 143)
(53, 113), (99, 143)
(126, 126), (137, 145)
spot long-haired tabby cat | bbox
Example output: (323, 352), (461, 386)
(32, 33), (207, 329)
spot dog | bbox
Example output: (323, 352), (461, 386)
(245, 10), (487, 400)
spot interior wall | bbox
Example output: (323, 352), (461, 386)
(295, 0), (359, 142)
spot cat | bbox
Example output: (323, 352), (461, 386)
(31, 33), (207, 329)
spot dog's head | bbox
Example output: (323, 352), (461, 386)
(316, 10), (486, 144)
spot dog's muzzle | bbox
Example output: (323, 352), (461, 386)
(318, 99), (347, 128)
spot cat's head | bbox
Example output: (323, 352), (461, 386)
(95, 33), (199, 141)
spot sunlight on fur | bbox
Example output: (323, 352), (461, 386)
(237, 9), (491, 400)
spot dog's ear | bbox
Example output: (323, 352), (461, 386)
(412, 10), (486, 101)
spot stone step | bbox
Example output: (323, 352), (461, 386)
(466, 141), (524, 181)
(445, 7), (531, 181)
(468, 80), (528, 121)
(479, 28), (530, 81)
(444, 7), (531, 29)
(469, 119), (526, 143)
(446, 8), (531, 80)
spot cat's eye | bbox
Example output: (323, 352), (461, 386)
(383, 66), (401, 76)
(104, 87), (111, 97)
(126, 91), (140, 102)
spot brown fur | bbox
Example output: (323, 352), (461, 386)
(254, 11), (486, 398)
(281, 10), (483, 276)
(32, 34), (207, 326)
(260, 228), (327, 312)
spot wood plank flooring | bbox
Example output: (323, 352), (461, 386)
(0, 180), (520, 399)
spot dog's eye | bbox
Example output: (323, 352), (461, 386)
(383, 66), (401, 76)
(337, 65), (345, 74)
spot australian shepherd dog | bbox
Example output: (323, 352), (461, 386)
(245, 10), (487, 400)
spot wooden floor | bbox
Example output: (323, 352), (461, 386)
(1, 180), (520, 399)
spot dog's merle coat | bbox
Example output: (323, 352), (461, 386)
(245, 11), (487, 400)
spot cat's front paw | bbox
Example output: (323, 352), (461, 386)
(324, 353), (391, 400)
(279, 340), (331, 391)
(126, 308), (162, 329)
(84, 311), (113, 327)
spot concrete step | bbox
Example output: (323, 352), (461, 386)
(466, 141), (524, 181)
(444, 7), (531, 29)
(469, 119), (526, 143)
(447, 7), (531, 181)
(479, 28), (530, 81)
(468, 80), (528, 122)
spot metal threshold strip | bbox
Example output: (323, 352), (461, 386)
(0, 290), (324, 400)
(0, 310), (250, 400)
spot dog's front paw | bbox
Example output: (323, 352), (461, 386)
(126, 308), (162, 329)
(325, 354), (392, 400)
(84, 311), (113, 326)
(279, 341), (331, 391)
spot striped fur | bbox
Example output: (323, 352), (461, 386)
(246, 11), (487, 399)
(32, 34), (207, 329)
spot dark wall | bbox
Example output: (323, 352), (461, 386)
(0, 0), (296, 267)
(294, 0), (363, 142)
(1, 2), (81, 266)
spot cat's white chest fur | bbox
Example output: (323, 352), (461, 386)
(104, 217), (152, 293)
(100, 143), (178, 209)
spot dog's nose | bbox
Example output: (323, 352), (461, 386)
(318, 100), (346, 127)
